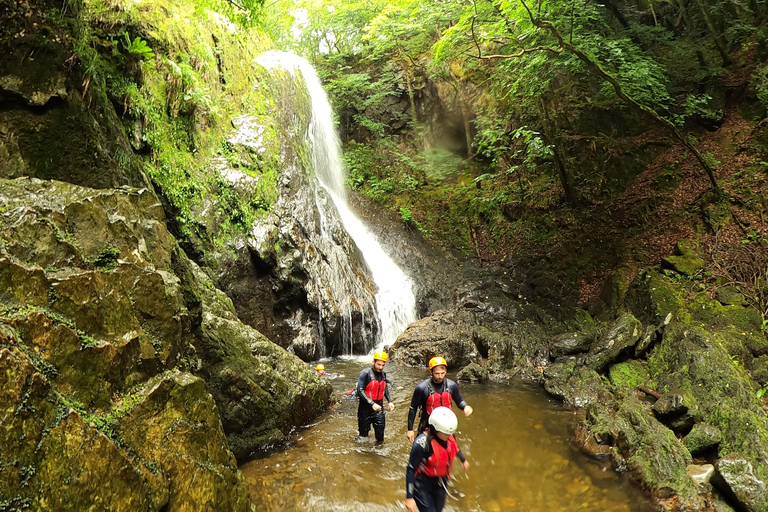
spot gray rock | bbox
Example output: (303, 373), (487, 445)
(653, 390), (691, 417)
(713, 454), (768, 512)
(549, 331), (594, 358)
(580, 312), (642, 371)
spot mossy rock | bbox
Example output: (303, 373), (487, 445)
(625, 270), (687, 325)
(608, 359), (651, 389)
(647, 322), (768, 482)
(683, 423), (722, 455)
(0, 342), (158, 511)
(585, 392), (694, 498)
(716, 286), (748, 307)
(456, 362), (490, 383)
(542, 362), (613, 407)
(690, 294), (764, 334)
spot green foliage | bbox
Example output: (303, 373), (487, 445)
(121, 33), (155, 60)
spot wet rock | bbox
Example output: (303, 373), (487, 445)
(0, 342), (157, 511)
(388, 311), (477, 369)
(456, 362), (489, 383)
(686, 464), (715, 486)
(117, 371), (251, 511)
(580, 312), (642, 371)
(716, 286), (748, 307)
(713, 454), (768, 512)
(634, 324), (658, 357)
(548, 331), (594, 358)
(185, 261), (333, 459)
(683, 423), (722, 456)
(542, 363), (612, 407)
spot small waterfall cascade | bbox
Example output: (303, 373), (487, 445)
(257, 51), (417, 349)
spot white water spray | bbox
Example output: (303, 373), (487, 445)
(257, 51), (417, 348)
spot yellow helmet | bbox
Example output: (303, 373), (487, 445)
(428, 356), (447, 370)
(373, 350), (388, 362)
(316, 364), (325, 371)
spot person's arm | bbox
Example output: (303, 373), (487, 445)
(356, 370), (374, 405)
(449, 380), (473, 417)
(407, 384), (424, 430)
(406, 435), (428, 498)
(384, 377), (395, 410)
(406, 384), (425, 442)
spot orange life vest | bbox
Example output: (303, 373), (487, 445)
(416, 436), (459, 478)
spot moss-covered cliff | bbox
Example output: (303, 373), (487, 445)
(0, 0), (341, 509)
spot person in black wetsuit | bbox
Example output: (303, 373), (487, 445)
(356, 350), (396, 444)
(406, 356), (473, 443)
(405, 406), (469, 512)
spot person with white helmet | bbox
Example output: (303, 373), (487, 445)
(356, 350), (396, 444)
(405, 406), (469, 512)
(406, 356), (473, 443)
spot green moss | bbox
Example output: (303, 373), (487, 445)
(647, 322), (768, 481)
(608, 360), (650, 389)
(92, 247), (120, 271)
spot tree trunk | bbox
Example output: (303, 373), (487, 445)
(539, 97), (578, 206)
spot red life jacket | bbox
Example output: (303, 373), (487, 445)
(365, 370), (387, 401)
(425, 381), (452, 415)
(416, 436), (459, 478)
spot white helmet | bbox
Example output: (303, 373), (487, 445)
(428, 407), (458, 435)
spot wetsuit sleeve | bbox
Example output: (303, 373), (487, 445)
(407, 383), (425, 430)
(449, 380), (468, 410)
(405, 435), (429, 499)
(384, 382), (392, 403)
(356, 369), (374, 405)
(453, 435), (467, 463)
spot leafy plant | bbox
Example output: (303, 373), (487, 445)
(121, 33), (155, 60)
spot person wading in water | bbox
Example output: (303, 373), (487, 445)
(406, 356), (473, 443)
(405, 406), (469, 512)
(356, 350), (396, 444)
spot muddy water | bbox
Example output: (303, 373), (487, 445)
(241, 359), (654, 512)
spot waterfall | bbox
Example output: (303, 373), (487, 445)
(257, 51), (417, 348)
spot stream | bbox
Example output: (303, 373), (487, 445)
(241, 359), (655, 511)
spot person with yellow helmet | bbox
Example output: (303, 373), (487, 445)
(356, 350), (396, 444)
(406, 356), (473, 443)
(315, 363), (327, 377)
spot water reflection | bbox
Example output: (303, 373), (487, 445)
(241, 359), (654, 512)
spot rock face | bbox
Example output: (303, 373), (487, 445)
(0, 0), (150, 190)
(204, 70), (382, 358)
(0, 178), (332, 509)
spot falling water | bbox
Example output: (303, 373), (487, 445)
(257, 51), (417, 347)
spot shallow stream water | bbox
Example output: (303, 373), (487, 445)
(241, 359), (655, 512)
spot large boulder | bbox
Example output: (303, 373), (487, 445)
(0, 177), (333, 509)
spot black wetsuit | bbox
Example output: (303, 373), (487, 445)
(356, 367), (393, 443)
(406, 431), (466, 512)
(407, 378), (468, 434)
